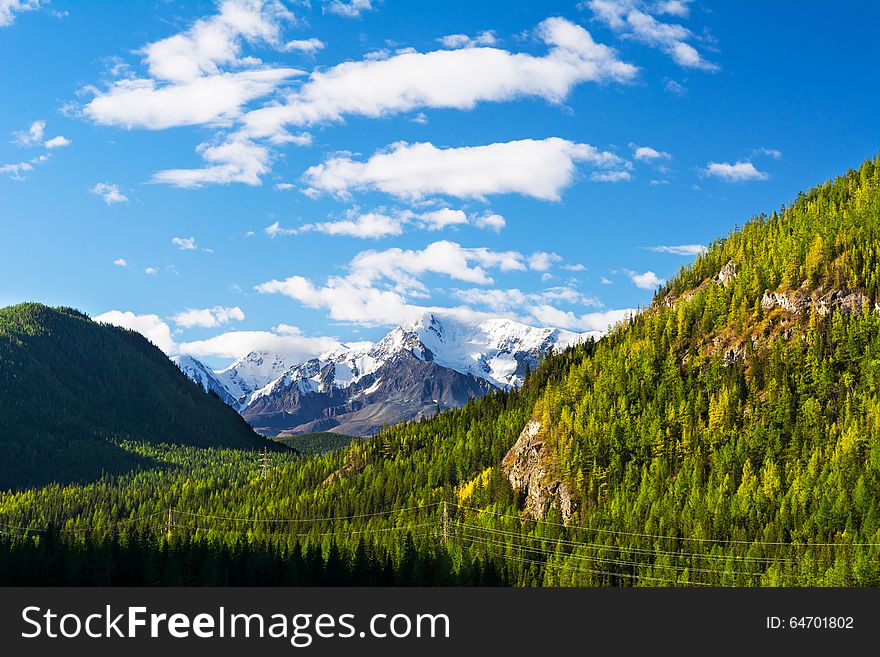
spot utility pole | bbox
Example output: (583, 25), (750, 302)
(442, 501), (449, 545)
(261, 446), (269, 479)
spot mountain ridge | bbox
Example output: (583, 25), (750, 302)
(175, 312), (596, 436)
(0, 303), (273, 489)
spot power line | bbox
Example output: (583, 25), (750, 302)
(0, 510), (167, 535)
(456, 521), (793, 564)
(456, 504), (880, 548)
(174, 502), (441, 524)
(170, 520), (437, 540)
(459, 531), (747, 579)
(492, 551), (710, 587)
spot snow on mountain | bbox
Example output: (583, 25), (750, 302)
(173, 312), (597, 435)
(388, 313), (589, 389)
(247, 312), (590, 405)
(170, 354), (238, 407)
(211, 351), (293, 409)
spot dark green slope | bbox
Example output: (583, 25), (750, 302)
(0, 303), (270, 489)
(272, 431), (361, 455)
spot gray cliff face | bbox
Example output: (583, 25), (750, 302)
(761, 287), (873, 316)
(502, 420), (578, 523)
(242, 350), (495, 437)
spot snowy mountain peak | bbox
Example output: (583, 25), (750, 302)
(212, 350), (293, 409)
(171, 354), (237, 406)
(251, 311), (589, 401)
(173, 313), (594, 434)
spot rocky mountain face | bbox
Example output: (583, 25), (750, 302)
(502, 419), (578, 523)
(245, 349), (496, 436)
(174, 313), (590, 437)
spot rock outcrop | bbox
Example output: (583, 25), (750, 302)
(501, 420), (578, 522)
(715, 260), (738, 286)
(321, 456), (366, 487)
(761, 287), (872, 317)
(662, 261), (736, 308)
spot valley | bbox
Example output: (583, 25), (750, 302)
(2, 155), (880, 586)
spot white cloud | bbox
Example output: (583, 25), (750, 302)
(83, 69), (301, 130)
(43, 135), (71, 149)
(654, 0), (692, 17)
(298, 212), (405, 239)
(703, 160), (768, 182)
(3, 121), (68, 178)
(475, 212), (506, 233)
(281, 38), (325, 53)
(585, 0), (717, 70)
(323, 0), (374, 19)
(303, 137), (629, 201)
(0, 0), (40, 27)
(756, 147), (782, 160)
(12, 120), (45, 145)
(269, 206), (496, 240)
(591, 170), (631, 182)
(257, 275), (419, 326)
(241, 17), (636, 142)
(93, 308), (339, 362)
(601, 276), (613, 285)
(528, 305), (633, 333)
(171, 305), (245, 328)
(0, 154), (49, 180)
(145, 267), (159, 275)
(80, 12), (635, 189)
(179, 329), (340, 361)
(0, 161), (31, 179)
(528, 251), (562, 272)
(172, 236), (198, 250)
(90, 182), (129, 204)
(626, 269), (665, 289)
(265, 221), (296, 238)
(649, 244), (705, 255)
(418, 208), (469, 231)
(93, 310), (178, 353)
(632, 144), (670, 161)
(664, 79), (686, 95)
(113, 258), (128, 267)
(562, 263), (586, 271)
(347, 241), (526, 291)
(151, 137), (271, 187)
(78, 0), (303, 184)
(453, 285), (601, 312)
(438, 31), (498, 49)
(142, 0), (293, 83)
(254, 239), (632, 333)
(274, 182), (295, 190)
(256, 240), (531, 326)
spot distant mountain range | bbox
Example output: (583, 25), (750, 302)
(174, 313), (593, 436)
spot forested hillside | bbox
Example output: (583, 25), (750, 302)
(0, 304), (271, 489)
(2, 155), (880, 586)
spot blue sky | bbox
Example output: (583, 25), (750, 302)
(1, 0), (878, 367)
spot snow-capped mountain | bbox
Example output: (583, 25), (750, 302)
(171, 354), (238, 407)
(212, 351), (293, 410)
(173, 313), (593, 436)
(254, 313), (588, 399)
